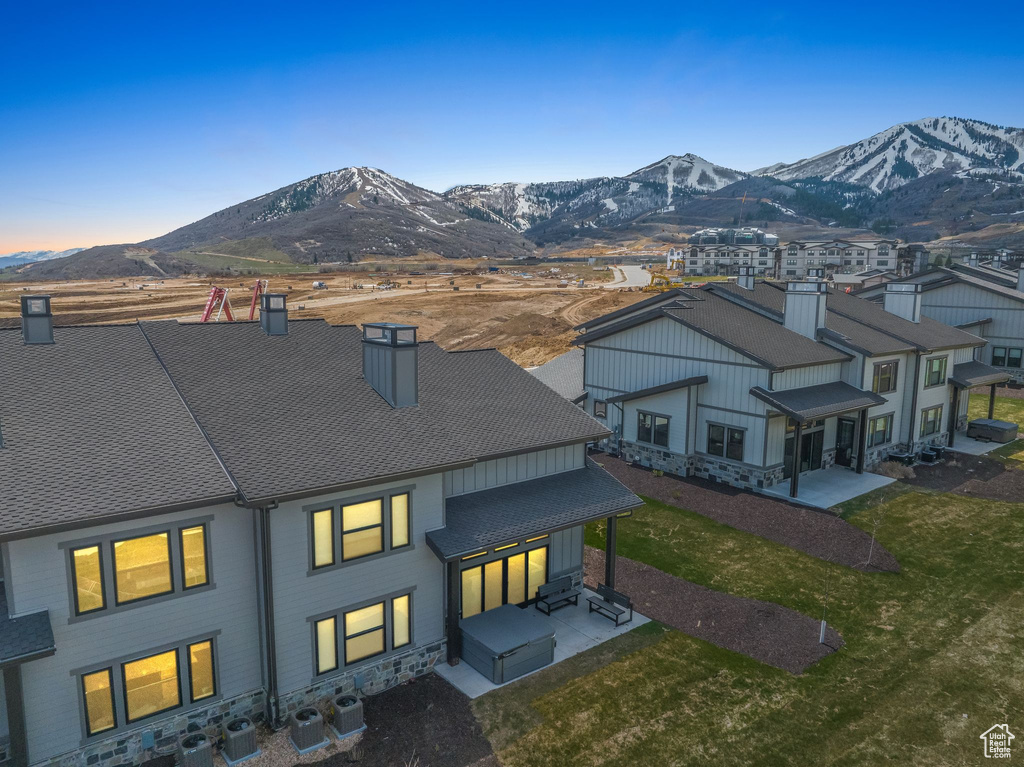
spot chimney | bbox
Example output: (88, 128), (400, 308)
(968, 252), (979, 267)
(1017, 268), (1024, 293)
(21, 295), (54, 344)
(807, 267), (825, 281)
(883, 282), (922, 323)
(737, 265), (755, 291)
(259, 293), (288, 335)
(783, 281), (828, 340)
(362, 323), (419, 408)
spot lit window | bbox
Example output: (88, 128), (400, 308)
(72, 545), (105, 615)
(113, 533), (173, 605)
(342, 499), (383, 561)
(315, 617), (338, 674)
(179, 526), (208, 590)
(187, 640), (216, 702)
(392, 595), (411, 649)
(311, 509), (334, 568)
(123, 649), (180, 723)
(527, 547), (547, 600)
(494, 543), (518, 551)
(345, 603), (385, 664)
(82, 668), (116, 736)
(390, 493), (410, 549)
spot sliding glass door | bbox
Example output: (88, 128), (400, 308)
(461, 546), (548, 619)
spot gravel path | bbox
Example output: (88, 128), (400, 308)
(584, 547), (842, 674)
(596, 455), (900, 573)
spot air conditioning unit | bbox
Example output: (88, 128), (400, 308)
(221, 717), (260, 766)
(289, 707), (328, 754)
(329, 694), (366, 739)
(178, 732), (214, 767)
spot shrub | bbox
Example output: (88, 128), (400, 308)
(875, 461), (916, 480)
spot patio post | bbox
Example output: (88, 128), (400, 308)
(948, 387), (960, 448)
(605, 515), (618, 589)
(989, 384), (996, 419)
(790, 421), (803, 498)
(445, 561), (461, 665)
(856, 407), (868, 474)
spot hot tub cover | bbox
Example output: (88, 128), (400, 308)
(460, 604), (554, 653)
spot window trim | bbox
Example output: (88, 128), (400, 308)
(992, 346), (1007, 367)
(178, 524), (211, 592)
(867, 413), (894, 448)
(344, 602), (387, 666)
(81, 667), (116, 737)
(186, 639), (217, 704)
(637, 410), (670, 448)
(309, 508), (336, 570)
(923, 356), (947, 389)
(920, 405), (943, 437)
(313, 616), (339, 677)
(872, 360), (899, 394)
(70, 544), (107, 617)
(110, 530), (175, 608)
(389, 492), (411, 551)
(121, 648), (182, 725)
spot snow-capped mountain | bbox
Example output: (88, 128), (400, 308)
(758, 117), (1024, 193)
(0, 247), (85, 269)
(626, 154), (746, 198)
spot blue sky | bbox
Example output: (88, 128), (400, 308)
(2, 1), (1022, 251)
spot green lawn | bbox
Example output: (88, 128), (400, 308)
(968, 391), (1024, 425)
(473, 460), (1024, 765)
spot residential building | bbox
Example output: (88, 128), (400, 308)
(781, 239), (899, 278)
(688, 227), (779, 246)
(670, 244), (778, 277)
(857, 266), (1024, 383)
(0, 297), (640, 767)
(567, 270), (1006, 500)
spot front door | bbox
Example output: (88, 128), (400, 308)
(835, 418), (856, 468)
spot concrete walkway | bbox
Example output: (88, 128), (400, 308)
(435, 589), (649, 698)
(761, 466), (895, 509)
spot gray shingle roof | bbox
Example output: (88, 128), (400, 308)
(140, 320), (609, 505)
(0, 325), (237, 538)
(530, 348), (585, 402)
(949, 361), (1010, 389)
(425, 460), (641, 560)
(750, 382), (887, 423)
(0, 591), (55, 664)
(605, 375), (708, 404)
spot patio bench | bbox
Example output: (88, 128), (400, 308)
(587, 584), (633, 626)
(535, 576), (580, 615)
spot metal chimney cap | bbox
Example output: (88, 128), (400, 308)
(786, 281), (827, 293)
(362, 322), (418, 346)
(260, 293), (287, 312)
(21, 295), (52, 317)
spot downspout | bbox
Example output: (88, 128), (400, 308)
(908, 353), (922, 449)
(257, 505), (281, 727)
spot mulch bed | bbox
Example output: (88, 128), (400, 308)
(597, 455), (900, 573)
(309, 674), (494, 767)
(905, 452), (1024, 502)
(584, 547), (843, 675)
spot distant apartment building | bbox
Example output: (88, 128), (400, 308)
(670, 244), (778, 277)
(781, 239), (899, 278)
(688, 227), (779, 246)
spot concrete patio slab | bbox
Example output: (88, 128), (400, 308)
(435, 588), (649, 699)
(948, 432), (1008, 456)
(761, 466), (895, 510)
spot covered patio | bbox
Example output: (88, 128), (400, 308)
(763, 465), (895, 509)
(947, 361), (1012, 451)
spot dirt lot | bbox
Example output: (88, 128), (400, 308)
(0, 268), (647, 366)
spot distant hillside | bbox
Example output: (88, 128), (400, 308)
(11, 245), (202, 280)
(0, 248), (84, 269)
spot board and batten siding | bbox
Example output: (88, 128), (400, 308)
(621, 388), (690, 455)
(444, 444), (586, 498)
(6, 504), (261, 763)
(269, 474), (446, 698)
(771, 362), (844, 391)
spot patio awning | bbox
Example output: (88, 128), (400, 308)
(948, 360), (1010, 389)
(750, 382), (887, 424)
(0, 592), (54, 666)
(604, 375), (708, 404)
(426, 460), (642, 561)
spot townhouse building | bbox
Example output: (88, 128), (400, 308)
(0, 296), (639, 767)
(670, 244), (778, 277)
(781, 239), (899, 278)
(567, 270), (1007, 500)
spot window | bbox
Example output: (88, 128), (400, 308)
(344, 603), (386, 664)
(867, 414), (893, 447)
(877, 259), (889, 266)
(726, 428), (745, 461)
(342, 499), (384, 561)
(786, 259), (797, 266)
(637, 412), (669, 448)
(872, 361), (898, 394)
(921, 406), (943, 437)
(315, 617), (338, 675)
(82, 669), (116, 736)
(112, 533), (172, 605)
(708, 424), (744, 461)
(187, 640), (215, 702)
(924, 357), (947, 387)
(123, 649), (180, 723)
(179, 525), (208, 590)
(392, 594), (411, 649)
(593, 400), (607, 418)
(390, 493), (410, 549)
(311, 509), (334, 568)
(993, 346), (1007, 367)
(1009, 348), (1023, 368)
(71, 545), (105, 615)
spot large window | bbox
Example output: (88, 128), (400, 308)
(921, 406), (943, 437)
(71, 545), (105, 615)
(637, 412), (669, 448)
(123, 649), (180, 723)
(112, 533), (173, 605)
(993, 346), (1022, 368)
(311, 509), (334, 569)
(180, 525), (209, 590)
(392, 595), (411, 649)
(867, 414), (893, 447)
(461, 545), (547, 619)
(82, 669), (116, 736)
(342, 499), (384, 561)
(187, 640), (216, 702)
(923, 357), (947, 388)
(707, 424), (745, 461)
(872, 361), (899, 394)
(344, 603), (386, 664)
(390, 493), (410, 550)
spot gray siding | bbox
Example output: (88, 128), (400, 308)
(269, 474), (445, 698)
(548, 526), (585, 578)
(6, 504), (261, 763)
(444, 445), (586, 498)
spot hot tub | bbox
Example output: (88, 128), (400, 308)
(967, 418), (1019, 443)
(460, 604), (556, 684)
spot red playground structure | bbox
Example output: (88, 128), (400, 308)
(200, 280), (268, 323)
